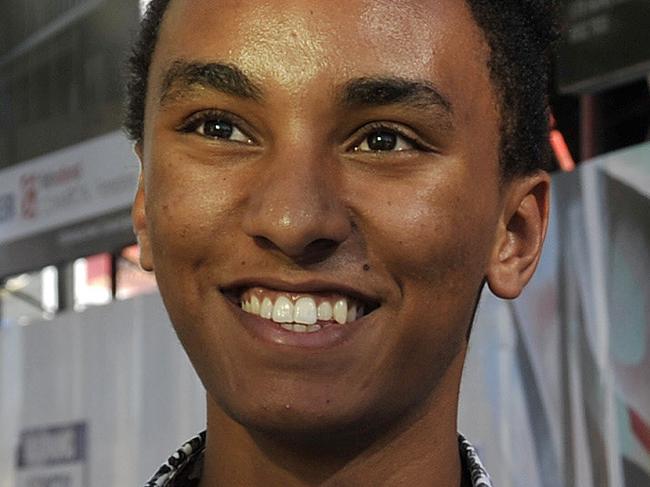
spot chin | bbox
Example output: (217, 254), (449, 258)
(212, 378), (420, 450)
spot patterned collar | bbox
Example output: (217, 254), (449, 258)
(145, 431), (493, 487)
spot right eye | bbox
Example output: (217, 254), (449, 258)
(179, 111), (253, 144)
(197, 118), (250, 143)
(354, 129), (415, 152)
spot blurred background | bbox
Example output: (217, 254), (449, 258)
(0, 1), (648, 486)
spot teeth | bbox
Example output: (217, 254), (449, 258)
(333, 299), (348, 325)
(294, 297), (317, 325)
(272, 296), (294, 323)
(347, 304), (357, 323)
(260, 297), (273, 319)
(317, 301), (333, 321)
(240, 291), (369, 330)
(250, 295), (260, 314)
(281, 323), (322, 333)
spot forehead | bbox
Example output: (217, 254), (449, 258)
(150, 0), (493, 104)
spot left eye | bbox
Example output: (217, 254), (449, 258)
(355, 130), (415, 152)
(196, 118), (251, 143)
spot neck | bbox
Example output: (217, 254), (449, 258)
(199, 354), (466, 487)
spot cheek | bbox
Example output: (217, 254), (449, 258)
(143, 157), (245, 313)
(361, 178), (497, 288)
(146, 157), (241, 258)
(363, 180), (495, 390)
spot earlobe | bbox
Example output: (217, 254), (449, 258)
(486, 171), (550, 299)
(132, 143), (154, 272)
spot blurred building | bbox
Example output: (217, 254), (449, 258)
(0, 0), (153, 326)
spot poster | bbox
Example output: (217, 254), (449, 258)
(16, 423), (87, 487)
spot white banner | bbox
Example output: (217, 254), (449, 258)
(0, 131), (138, 245)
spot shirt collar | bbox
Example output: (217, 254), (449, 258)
(145, 431), (493, 487)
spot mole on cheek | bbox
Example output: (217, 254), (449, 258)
(363, 264), (371, 272)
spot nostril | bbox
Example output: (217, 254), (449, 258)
(252, 235), (277, 251)
(251, 235), (341, 264)
(300, 238), (340, 262)
(306, 238), (339, 253)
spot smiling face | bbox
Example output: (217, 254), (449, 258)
(133, 0), (541, 440)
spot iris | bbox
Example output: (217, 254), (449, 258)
(203, 119), (234, 139)
(367, 131), (397, 151)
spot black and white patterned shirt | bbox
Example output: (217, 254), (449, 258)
(145, 431), (493, 486)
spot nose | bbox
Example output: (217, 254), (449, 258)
(242, 146), (351, 262)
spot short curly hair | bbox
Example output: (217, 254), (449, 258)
(125, 0), (559, 178)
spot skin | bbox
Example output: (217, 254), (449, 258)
(132, 0), (550, 485)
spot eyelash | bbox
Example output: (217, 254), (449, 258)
(177, 111), (432, 153)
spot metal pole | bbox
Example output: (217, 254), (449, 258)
(580, 94), (600, 161)
(0, 278), (5, 327)
(110, 252), (118, 299)
(56, 262), (75, 312)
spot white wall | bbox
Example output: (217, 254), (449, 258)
(0, 294), (205, 487)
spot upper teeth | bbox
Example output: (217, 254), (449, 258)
(240, 288), (365, 332)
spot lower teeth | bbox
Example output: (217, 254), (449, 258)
(281, 323), (322, 333)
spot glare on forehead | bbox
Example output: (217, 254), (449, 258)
(232, 2), (444, 86)
(358, 1), (437, 71)
(159, 0), (453, 93)
(231, 4), (327, 91)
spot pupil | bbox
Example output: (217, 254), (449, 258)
(368, 131), (397, 151)
(204, 120), (233, 139)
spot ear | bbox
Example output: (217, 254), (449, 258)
(132, 142), (154, 272)
(486, 171), (550, 299)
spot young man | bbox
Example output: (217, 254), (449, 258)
(126, 0), (557, 485)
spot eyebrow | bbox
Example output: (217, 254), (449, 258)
(341, 77), (453, 115)
(159, 60), (263, 105)
(158, 60), (453, 119)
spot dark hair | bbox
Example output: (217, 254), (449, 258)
(466, 0), (559, 177)
(124, 0), (171, 143)
(125, 0), (559, 177)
